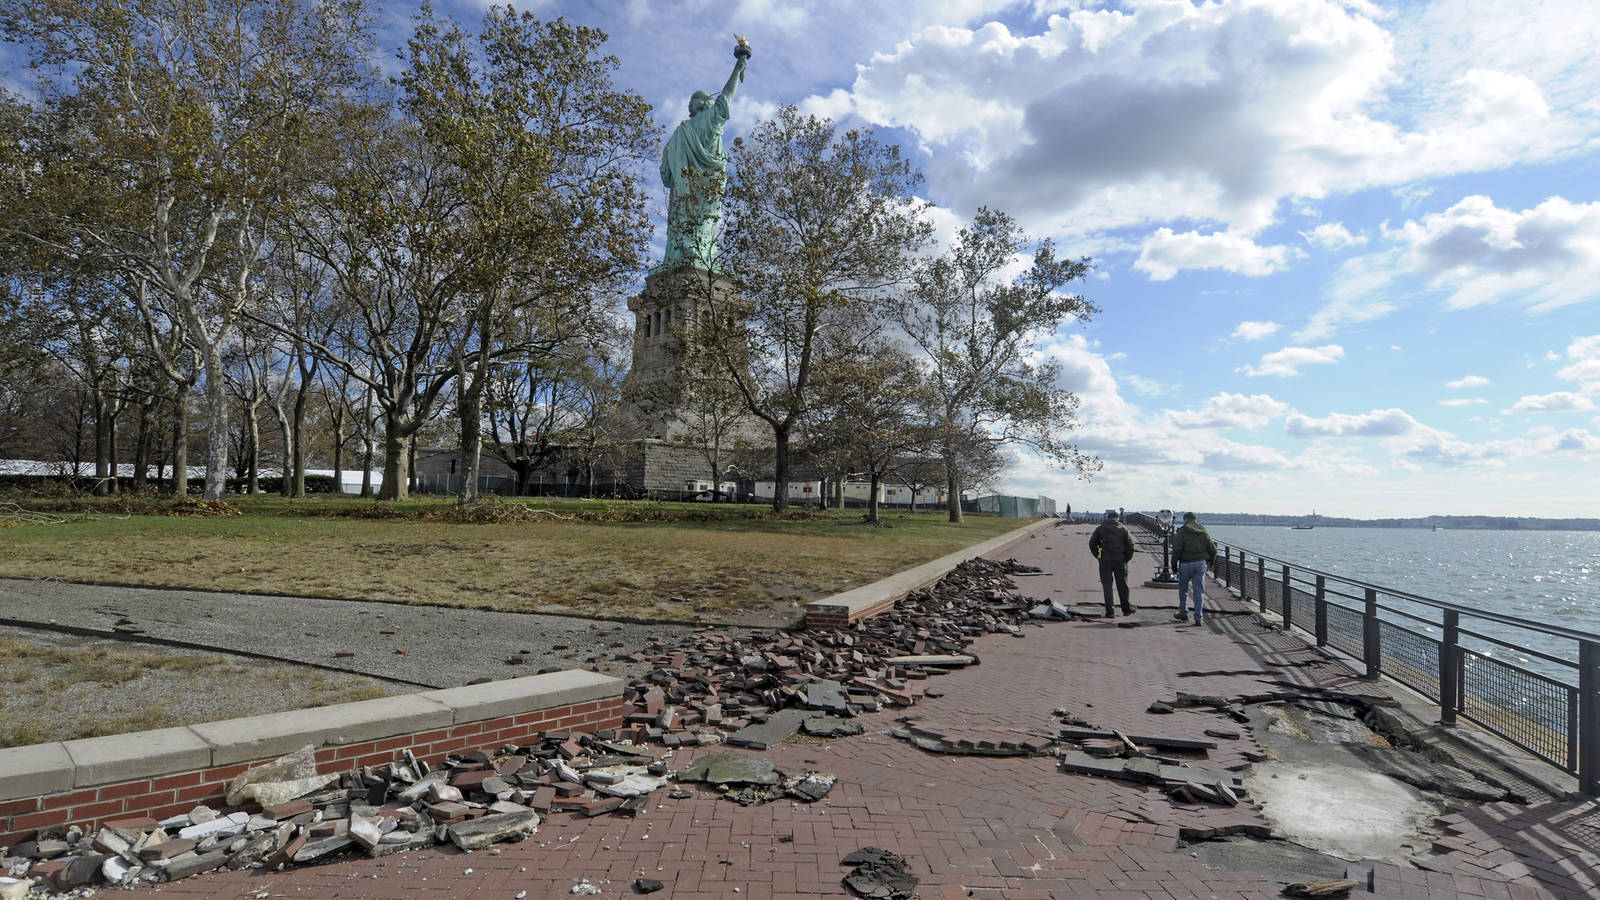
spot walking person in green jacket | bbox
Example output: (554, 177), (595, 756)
(1089, 510), (1137, 617)
(1171, 512), (1218, 625)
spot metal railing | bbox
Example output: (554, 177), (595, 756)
(1201, 538), (1600, 794)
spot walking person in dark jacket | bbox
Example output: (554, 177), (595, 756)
(1171, 512), (1218, 625)
(1089, 510), (1137, 617)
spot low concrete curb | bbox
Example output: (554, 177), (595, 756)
(804, 517), (1061, 628)
(0, 669), (623, 847)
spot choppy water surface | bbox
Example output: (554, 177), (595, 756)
(1206, 525), (1600, 676)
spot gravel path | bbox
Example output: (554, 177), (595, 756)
(0, 577), (700, 689)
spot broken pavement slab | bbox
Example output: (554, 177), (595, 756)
(839, 846), (919, 900)
(446, 810), (541, 852)
(674, 751), (782, 786)
(726, 708), (808, 750)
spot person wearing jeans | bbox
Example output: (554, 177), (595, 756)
(1170, 512), (1217, 625)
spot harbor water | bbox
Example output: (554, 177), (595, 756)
(1205, 525), (1600, 677)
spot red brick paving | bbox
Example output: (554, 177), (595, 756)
(119, 522), (1596, 898)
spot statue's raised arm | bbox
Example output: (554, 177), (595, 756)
(658, 36), (752, 271)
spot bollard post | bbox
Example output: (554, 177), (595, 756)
(1580, 641), (1600, 796)
(1439, 611), (1459, 726)
(1363, 588), (1380, 680)
(1257, 558), (1267, 613)
(1314, 575), (1327, 647)
(1280, 565), (1292, 631)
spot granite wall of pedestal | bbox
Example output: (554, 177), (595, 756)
(0, 670), (623, 850)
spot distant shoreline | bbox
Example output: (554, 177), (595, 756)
(1198, 515), (1600, 532)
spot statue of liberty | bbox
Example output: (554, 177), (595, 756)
(659, 36), (750, 270)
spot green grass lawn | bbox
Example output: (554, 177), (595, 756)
(0, 495), (1029, 624)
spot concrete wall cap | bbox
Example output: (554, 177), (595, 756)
(806, 518), (1055, 619)
(191, 694), (454, 767)
(420, 670), (621, 724)
(64, 727), (211, 789)
(0, 742), (74, 802)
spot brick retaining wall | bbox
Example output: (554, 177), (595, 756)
(0, 670), (622, 850)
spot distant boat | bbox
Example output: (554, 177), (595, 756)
(1291, 510), (1317, 529)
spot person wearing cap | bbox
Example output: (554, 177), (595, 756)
(1088, 510), (1137, 617)
(1170, 512), (1218, 625)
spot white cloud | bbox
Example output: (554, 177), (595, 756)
(1167, 393), (1289, 431)
(1285, 408), (1422, 438)
(1232, 320), (1280, 341)
(1542, 429), (1600, 453)
(1135, 229), (1297, 281)
(1556, 334), (1600, 388)
(1238, 345), (1345, 377)
(1439, 398), (1488, 407)
(1121, 374), (1177, 397)
(1294, 250), (1404, 340)
(826, 0), (1600, 240)
(1445, 375), (1490, 389)
(1501, 392), (1597, 415)
(1201, 441), (1291, 472)
(1302, 222), (1367, 249)
(1391, 195), (1600, 311)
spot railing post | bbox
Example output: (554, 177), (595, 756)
(1280, 565), (1292, 631)
(1257, 557), (1267, 613)
(1224, 547), (1232, 590)
(1580, 640), (1600, 796)
(1363, 588), (1381, 679)
(1438, 610), (1459, 726)
(1313, 575), (1327, 647)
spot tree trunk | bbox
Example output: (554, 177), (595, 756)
(199, 347), (230, 500)
(457, 375), (481, 507)
(408, 440), (419, 495)
(771, 423), (790, 513)
(132, 401), (150, 493)
(107, 405), (120, 495)
(867, 472), (881, 524)
(291, 379), (309, 497)
(835, 473), (845, 510)
(92, 389), (111, 496)
(172, 387), (189, 496)
(945, 460), (963, 523)
(359, 385), (374, 497)
(360, 437), (374, 497)
(246, 403), (261, 495)
(274, 398), (293, 498)
(379, 422), (411, 501)
(330, 403), (346, 494)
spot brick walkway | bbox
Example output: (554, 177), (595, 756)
(130, 522), (1594, 899)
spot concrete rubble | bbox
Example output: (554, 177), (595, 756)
(839, 846), (918, 900)
(3, 728), (689, 894)
(613, 557), (1059, 748)
(0, 557), (1061, 896)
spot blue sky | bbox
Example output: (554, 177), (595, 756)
(14, 0), (1588, 517)
(424, 0), (1600, 518)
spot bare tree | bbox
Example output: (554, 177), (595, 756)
(899, 208), (1100, 522)
(0, 0), (376, 499)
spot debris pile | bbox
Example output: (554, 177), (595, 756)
(0, 730), (681, 894)
(615, 557), (1061, 746)
(1048, 708), (1253, 808)
(1, 555), (1053, 895)
(839, 846), (919, 900)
